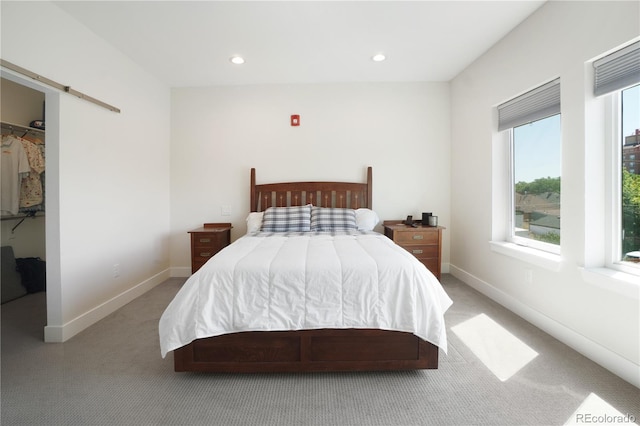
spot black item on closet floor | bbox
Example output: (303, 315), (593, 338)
(1, 246), (27, 303)
(15, 257), (46, 293)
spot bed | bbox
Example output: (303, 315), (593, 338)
(159, 167), (453, 373)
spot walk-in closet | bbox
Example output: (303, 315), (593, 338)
(1, 77), (46, 307)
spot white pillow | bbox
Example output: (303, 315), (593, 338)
(246, 212), (264, 234)
(355, 208), (379, 231)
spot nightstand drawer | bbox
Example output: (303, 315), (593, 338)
(193, 233), (227, 248)
(393, 230), (439, 245)
(194, 251), (217, 263)
(400, 244), (439, 258)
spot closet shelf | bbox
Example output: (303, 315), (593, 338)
(1, 121), (45, 136)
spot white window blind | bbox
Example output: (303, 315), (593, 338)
(594, 41), (640, 97)
(497, 79), (560, 132)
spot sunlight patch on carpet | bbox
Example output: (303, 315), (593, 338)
(564, 393), (637, 425)
(451, 313), (538, 381)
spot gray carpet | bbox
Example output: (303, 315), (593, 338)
(1, 275), (638, 425)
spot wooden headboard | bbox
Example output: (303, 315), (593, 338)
(250, 167), (373, 212)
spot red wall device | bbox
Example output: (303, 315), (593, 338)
(291, 115), (300, 126)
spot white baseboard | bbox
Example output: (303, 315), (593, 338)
(449, 264), (640, 389)
(170, 266), (191, 278)
(44, 268), (171, 343)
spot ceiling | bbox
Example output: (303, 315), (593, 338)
(55, 1), (546, 87)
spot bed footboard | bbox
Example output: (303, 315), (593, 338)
(173, 329), (439, 373)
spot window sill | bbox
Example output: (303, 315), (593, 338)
(580, 267), (640, 300)
(489, 241), (562, 271)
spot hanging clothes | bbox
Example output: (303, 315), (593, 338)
(1, 134), (30, 215)
(18, 137), (45, 210)
(20, 134), (45, 213)
(22, 134), (43, 145)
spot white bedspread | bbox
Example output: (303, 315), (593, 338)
(159, 231), (453, 358)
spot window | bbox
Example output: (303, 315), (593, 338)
(498, 79), (561, 254)
(594, 41), (640, 273)
(620, 84), (640, 265)
(512, 115), (561, 251)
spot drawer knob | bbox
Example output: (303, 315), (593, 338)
(412, 235), (424, 240)
(412, 249), (424, 254)
(200, 252), (212, 257)
(199, 238), (211, 243)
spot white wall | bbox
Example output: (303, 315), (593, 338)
(450, 1), (640, 386)
(1, 1), (171, 341)
(170, 82), (451, 274)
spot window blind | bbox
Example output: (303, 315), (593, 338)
(594, 41), (640, 97)
(497, 79), (560, 131)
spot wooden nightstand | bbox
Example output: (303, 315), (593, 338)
(383, 220), (444, 280)
(188, 223), (232, 273)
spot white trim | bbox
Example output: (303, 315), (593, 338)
(511, 235), (561, 256)
(580, 267), (640, 300)
(44, 269), (171, 343)
(491, 129), (511, 242)
(449, 264), (640, 389)
(171, 266), (192, 278)
(606, 91), (623, 267)
(489, 240), (562, 271)
(42, 324), (64, 343)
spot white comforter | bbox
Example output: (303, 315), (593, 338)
(159, 231), (453, 358)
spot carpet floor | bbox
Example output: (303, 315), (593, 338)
(1, 274), (638, 425)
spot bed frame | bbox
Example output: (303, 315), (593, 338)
(173, 167), (440, 373)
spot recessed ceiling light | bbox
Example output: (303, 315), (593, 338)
(230, 56), (245, 65)
(372, 53), (386, 62)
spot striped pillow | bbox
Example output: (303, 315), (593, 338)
(311, 207), (358, 231)
(260, 205), (312, 232)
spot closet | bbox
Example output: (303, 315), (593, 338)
(1, 77), (46, 304)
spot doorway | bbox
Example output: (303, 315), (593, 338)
(1, 73), (60, 341)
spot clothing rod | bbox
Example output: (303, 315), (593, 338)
(0, 58), (121, 113)
(1, 212), (43, 221)
(1, 211), (43, 233)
